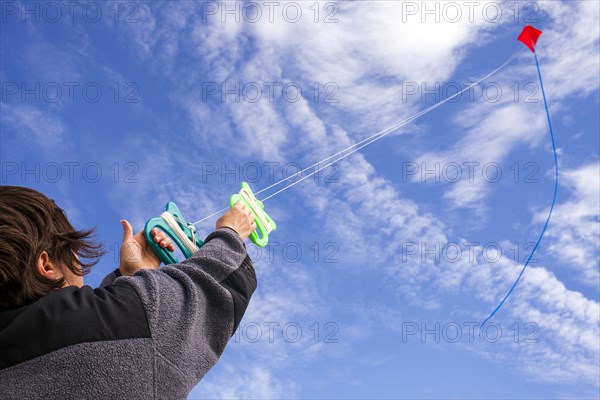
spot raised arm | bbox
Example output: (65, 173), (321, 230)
(99, 203), (257, 396)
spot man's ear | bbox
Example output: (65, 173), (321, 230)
(36, 251), (63, 281)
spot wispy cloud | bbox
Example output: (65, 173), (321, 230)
(538, 162), (600, 284)
(192, 363), (295, 399)
(1, 103), (67, 148)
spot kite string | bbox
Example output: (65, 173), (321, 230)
(256, 47), (524, 203)
(192, 97), (461, 225)
(192, 46), (523, 225)
(481, 51), (558, 327)
(255, 46), (524, 197)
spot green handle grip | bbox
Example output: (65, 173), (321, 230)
(230, 182), (276, 247)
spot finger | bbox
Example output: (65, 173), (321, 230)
(121, 220), (134, 242)
(239, 203), (250, 214)
(159, 234), (172, 245)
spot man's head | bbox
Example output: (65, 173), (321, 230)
(0, 186), (105, 311)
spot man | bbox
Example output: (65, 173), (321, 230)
(0, 185), (257, 399)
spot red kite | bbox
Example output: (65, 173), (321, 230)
(518, 25), (542, 53)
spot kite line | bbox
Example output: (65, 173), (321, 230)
(481, 25), (558, 326)
(192, 46), (524, 225)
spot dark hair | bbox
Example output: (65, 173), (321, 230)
(0, 186), (105, 310)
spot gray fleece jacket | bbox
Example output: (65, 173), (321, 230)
(0, 227), (257, 399)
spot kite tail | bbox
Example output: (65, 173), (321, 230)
(481, 50), (559, 328)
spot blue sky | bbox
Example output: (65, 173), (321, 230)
(1, 1), (599, 398)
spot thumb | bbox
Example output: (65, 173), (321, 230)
(121, 220), (134, 242)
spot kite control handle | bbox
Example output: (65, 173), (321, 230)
(144, 182), (275, 264)
(230, 182), (276, 247)
(144, 202), (204, 265)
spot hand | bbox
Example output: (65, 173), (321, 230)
(119, 220), (175, 276)
(216, 202), (256, 240)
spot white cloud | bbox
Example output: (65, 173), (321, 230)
(415, 100), (548, 211)
(191, 364), (294, 399)
(407, 0), (600, 211)
(532, 0), (600, 99)
(1, 103), (67, 149)
(467, 257), (599, 385)
(538, 162), (600, 284)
